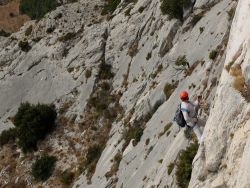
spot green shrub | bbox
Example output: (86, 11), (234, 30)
(19, 0), (60, 20)
(102, 0), (121, 14)
(175, 55), (189, 67)
(85, 69), (92, 79)
(122, 125), (144, 147)
(18, 41), (31, 52)
(160, 0), (192, 20)
(125, 7), (132, 16)
(13, 102), (57, 153)
(175, 141), (198, 188)
(98, 62), (114, 80)
(58, 32), (76, 42)
(227, 7), (235, 21)
(138, 6), (145, 13)
(128, 40), (139, 57)
(209, 50), (218, 60)
(31, 155), (57, 181)
(0, 30), (11, 37)
(46, 27), (55, 33)
(151, 64), (163, 78)
(146, 52), (152, 60)
(164, 82), (178, 100)
(60, 170), (74, 185)
(82, 144), (104, 181)
(25, 25), (33, 36)
(190, 14), (203, 27)
(105, 151), (122, 178)
(145, 145), (154, 159)
(199, 27), (204, 34)
(84, 145), (103, 168)
(168, 162), (175, 175)
(184, 126), (193, 140)
(0, 128), (17, 146)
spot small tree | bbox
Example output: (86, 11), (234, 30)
(31, 155), (57, 181)
(160, 0), (192, 20)
(175, 55), (189, 67)
(102, 0), (121, 14)
(13, 102), (57, 152)
(0, 128), (16, 146)
(168, 162), (175, 175)
(209, 50), (218, 60)
(60, 170), (74, 185)
(19, 0), (60, 20)
(175, 141), (198, 188)
(0, 30), (11, 37)
(18, 41), (31, 52)
(98, 63), (114, 80)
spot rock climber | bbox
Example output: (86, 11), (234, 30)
(179, 90), (203, 143)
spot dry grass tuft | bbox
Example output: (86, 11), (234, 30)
(230, 64), (250, 102)
(128, 40), (139, 57)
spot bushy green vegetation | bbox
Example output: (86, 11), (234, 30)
(209, 50), (218, 60)
(168, 162), (175, 175)
(0, 30), (11, 37)
(85, 69), (92, 79)
(60, 170), (74, 185)
(227, 7), (236, 21)
(160, 0), (192, 20)
(138, 6), (145, 13)
(105, 151), (122, 178)
(0, 128), (16, 146)
(146, 52), (152, 60)
(18, 41), (31, 52)
(0, 103), (57, 152)
(190, 13), (203, 27)
(184, 126), (193, 140)
(151, 64), (163, 79)
(58, 32), (77, 42)
(25, 25), (33, 36)
(19, 0), (60, 20)
(14, 102), (56, 152)
(85, 145), (103, 167)
(82, 144), (104, 179)
(175, 141), (198, 188)
(175, 55), (189, 67)
(102, 0), (121, 14)
(98, 62), (114, 80)
(31, 155), (57, 181)
(122, 125), (144, 147)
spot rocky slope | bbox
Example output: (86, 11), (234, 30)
(1, 0), (249, 187)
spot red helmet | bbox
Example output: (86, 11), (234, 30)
(179, 91), (189, 100)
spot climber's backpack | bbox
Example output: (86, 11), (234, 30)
(173, 103), (187, 127)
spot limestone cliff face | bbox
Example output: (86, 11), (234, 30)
(1, 0), (249, 187)
(189, 0), (250, 187)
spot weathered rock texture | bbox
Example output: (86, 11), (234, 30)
(0, 0), (249, 187)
